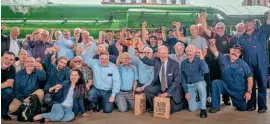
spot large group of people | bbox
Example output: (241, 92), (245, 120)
(1, 11), (270, 122)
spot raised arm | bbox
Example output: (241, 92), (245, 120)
(119, 28), (129, 47)
(161, 25), (167, 41)
(209, 39), (219, 57)
(200, 12), (211, 37)
(267, 11), (270, 25)
(173, 21), (185, 42)
(48, 28), (56, 43)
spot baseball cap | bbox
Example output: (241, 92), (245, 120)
(232, 44), (243, 51)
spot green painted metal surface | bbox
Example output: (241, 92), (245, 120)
(1, 4), (219, 38)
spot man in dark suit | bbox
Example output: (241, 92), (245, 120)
(1, 24), (21, 56)
(140, 45), (185, 114)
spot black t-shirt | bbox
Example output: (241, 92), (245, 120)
(210, 33), (232, 54)
(1, 66), (15, 83)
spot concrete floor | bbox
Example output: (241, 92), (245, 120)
(2, 96), (270, 124)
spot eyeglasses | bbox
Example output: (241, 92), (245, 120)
(74, 60), (82, 63)
(144, 52), (151, 54)
(216, 27), (224, 29)
(64, 34), (70, 36)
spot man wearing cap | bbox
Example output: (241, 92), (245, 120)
(208, 39), (253, 113)
(161, 26), (178, 54)
(238, 12), (270, 113)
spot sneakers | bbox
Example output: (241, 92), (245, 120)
(200, 109), (207, 118)
(209, 108), (220, 113)
(1, 115), (12, 120)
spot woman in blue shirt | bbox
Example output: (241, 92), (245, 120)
(33, 69), (89, 123)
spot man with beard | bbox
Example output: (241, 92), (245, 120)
(1, 52), (16, 120)
(229, 23), (246, 48)
(43, 47), (70, 107)
(238, 13), (270, 113)
(9, 57), (46, 113)
(208, 39), (253, 113)
(70, 56), (93, 91)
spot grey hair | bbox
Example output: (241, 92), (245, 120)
(143, 47), (153, 53)
(185, 45), (196, 52)
(174, 42), (184, 49)
(215, 22), (225, 28)
(235, 22), (245, 29)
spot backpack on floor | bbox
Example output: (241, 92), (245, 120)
(17, 94), (41, 122)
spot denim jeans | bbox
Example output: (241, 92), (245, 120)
(42, 103), (75, 122)
(87, 87), (114, 113)
(115, 92), (134, 112)
(187, 81), (207, 111)
(1, 87), (13, 116)
(211, 80), (247, 111)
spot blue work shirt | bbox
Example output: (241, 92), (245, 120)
(166, 37), (178, 54)
(14, 68), (46, 102)
(239, 24), (270, 66)
(181, 56), (209, 93)
(55, 34), (75, 61)
(216, 52), (253, 79)
(119, 64), (138, 91)
(92, 54), (117, 64)
(43, 54), (70, 93)
(128, 46), (154, 88)
(82, 56), (121, 97)
(78, 42), (97, 58)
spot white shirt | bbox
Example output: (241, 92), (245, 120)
(9, 38), (20, 56)
(62, 87), (74, 108)
(159, 60), (168, 88)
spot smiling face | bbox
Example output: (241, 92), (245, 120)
(10, 27), (20, 40)
(19, 49), (28, 63)
(190, 25), (198, 36)
(25, 57), (36, 71)
(174, 43), (184, 56)
(229, 48), (241, 61)
(185, 45), (196, 60)
(158, 46), (168, 62)
(215, 23), (225, 36)
(235, 23), (246, 35)
(57, 57), (68, 70)
(63, 30), (71, 40)
(1, 53), (15, 69)
(99, 53), (110, 67)
(245, 21), (255, 32)
(70, 70), (80, 83)
(121, 53), (130, 65)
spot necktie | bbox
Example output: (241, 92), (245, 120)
(161, 62), (166, 92)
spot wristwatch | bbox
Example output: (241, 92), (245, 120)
(246, 91), (252, 94)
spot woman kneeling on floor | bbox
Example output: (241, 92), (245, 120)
(33, 68), (89, 123)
